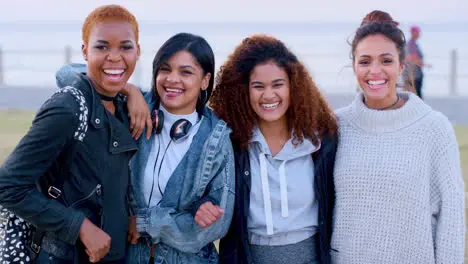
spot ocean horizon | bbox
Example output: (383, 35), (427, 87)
(1, 21), (467, 95)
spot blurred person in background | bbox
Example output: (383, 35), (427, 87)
(403, 25), (431, 99)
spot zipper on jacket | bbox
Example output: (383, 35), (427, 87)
(70, 184), (102, 208)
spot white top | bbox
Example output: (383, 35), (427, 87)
(248, 127), (321, 246)
(143, 106), (201, 207)
(331, 92), (465, 264)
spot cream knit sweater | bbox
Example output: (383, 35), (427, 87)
(331, 92), (465, 264)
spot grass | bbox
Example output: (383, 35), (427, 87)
(0, 111), (467, 259)
(0, 111), (35, 164)
(459, 126), (468, 190)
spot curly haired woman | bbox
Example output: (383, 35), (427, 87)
(208, 35), (338, 264)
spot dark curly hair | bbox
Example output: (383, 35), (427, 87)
(210, 34), (337, 149)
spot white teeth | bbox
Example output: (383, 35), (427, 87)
(262, 103), (279, 109)
(104, 69), (124, 75)
(165, 88), (183, 93)
(368, 80), (386, 85)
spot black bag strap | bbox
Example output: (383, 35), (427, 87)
(45, 140), (78, 199)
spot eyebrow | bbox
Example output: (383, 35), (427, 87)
(250, 78), (285, 85)
(160, 63), (196, 71)
(272, 78), (286, 83)
(95, 40), (133, 44)
(180, 65), (195, 70)
(359, 53), (394, 58)
(250, 81), (264, 85)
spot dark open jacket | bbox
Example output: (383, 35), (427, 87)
(219, 133), (338, 264)
(0, 66), (137, 261)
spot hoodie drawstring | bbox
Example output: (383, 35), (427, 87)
(259, 152), (289, 236)
(279, 160), (288, 218)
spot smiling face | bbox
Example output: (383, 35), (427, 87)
(82, 21), (140, 97)
(353, 34), (404, 108)
(249, 61), (290, 126)
(155, 50), (211, 115)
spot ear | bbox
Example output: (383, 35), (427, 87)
(201, 72), (211, 91)
(399, 60), (405, 74)
(82, 44), (88, 61)
(136, 43), (141, 60)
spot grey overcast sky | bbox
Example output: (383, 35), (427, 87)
(1, 0), (467, 23)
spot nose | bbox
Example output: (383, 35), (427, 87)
(369, 61), (382, 74)
(106, 49), (122, 62)
(261, 86), (276, 101)
(166, 71), (180, 83)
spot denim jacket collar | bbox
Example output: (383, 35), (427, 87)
(130, 89), (230, 208)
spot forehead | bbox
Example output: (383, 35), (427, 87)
(88, 21), (136, 42)
(355, 34), (399, 56)
(250, 61), (288, 80)
(166, 51), (199, 66)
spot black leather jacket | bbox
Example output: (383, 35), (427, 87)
(0, 68), (137, 261)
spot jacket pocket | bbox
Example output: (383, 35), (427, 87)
(70, 184), (102, 208)
(70, 184), (103, 227)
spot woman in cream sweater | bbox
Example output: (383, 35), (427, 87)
(331, 11), (465, 264)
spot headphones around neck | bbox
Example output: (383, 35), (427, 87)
(147, 107), (197, 207)
(151, 86), (208, 142)
(151, 108), (193, 142)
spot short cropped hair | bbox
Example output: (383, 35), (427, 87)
(82, 5), (139, 44)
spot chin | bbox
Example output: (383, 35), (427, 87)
(363, 89), (390, 100)
(161, 100), (190, 113)
(161, 98), (181, 106)
(258, 114), (285, 123)
(99, 87), (122, 96)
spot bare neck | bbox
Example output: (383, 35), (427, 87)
(258, 118), (290, 156)
(102, 101), (115, 115)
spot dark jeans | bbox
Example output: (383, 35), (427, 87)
(37, 250), (125, 264)
(414, 76), (424, 99)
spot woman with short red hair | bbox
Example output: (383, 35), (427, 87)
(0, 5), (142, 263)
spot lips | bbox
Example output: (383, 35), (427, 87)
(366, 79), (388, 90)
(164, 87), (184, 98)
(261, 102), (280, 111)
(103, 68), (125, 82)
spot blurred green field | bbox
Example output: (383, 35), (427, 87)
(0, 111), (36, 164)
(0, 110), (467, 259)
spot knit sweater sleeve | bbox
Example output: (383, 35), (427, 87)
(430, 116), (465, 263)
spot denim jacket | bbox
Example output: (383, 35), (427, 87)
(128, 90), (235, 264)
